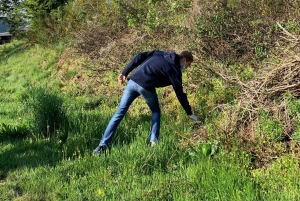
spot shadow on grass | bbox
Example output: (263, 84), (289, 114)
(0, 109), (154, 181)
(110, 113), (152, 147)
(0, 138), (61, 180)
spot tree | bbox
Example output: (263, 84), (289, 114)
(0, 0), (27, 37)
(6, 4), (28, 37)
(24, 0), (68, 17)
(22, 0), (71, 44)
(0, 0), (20, 16)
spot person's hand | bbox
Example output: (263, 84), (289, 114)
(189, 114), (198, 122)
(118, 74), (126, 85)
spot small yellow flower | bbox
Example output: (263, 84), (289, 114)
(97, 188), (103, 195)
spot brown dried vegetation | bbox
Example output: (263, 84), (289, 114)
(56, 0), (300, 167)
(190, 25), (300, 168)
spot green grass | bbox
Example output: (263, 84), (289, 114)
(0, 133), (259, 200)
(1, 42), (300, 201)
(0, 40), (66, 125)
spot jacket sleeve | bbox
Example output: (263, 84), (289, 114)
(121, 50), (156, 76)
(170, 74), (193, 115)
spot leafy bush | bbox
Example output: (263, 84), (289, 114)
(193, 0), (300, 63)
(23, 0), (69, 45)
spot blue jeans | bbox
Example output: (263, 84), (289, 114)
(98, 80), (161, 147)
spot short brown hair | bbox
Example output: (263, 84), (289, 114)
(179, 51), (193, 62)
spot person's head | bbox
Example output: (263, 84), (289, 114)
(179, 51), (193, 70)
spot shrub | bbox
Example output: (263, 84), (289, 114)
(193, 0), (300, 63)
(21, 86), (67, 138)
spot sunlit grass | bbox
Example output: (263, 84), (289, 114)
(0, 41), (300, 200)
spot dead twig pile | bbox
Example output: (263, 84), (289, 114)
(186, 24), (300, 168)
(222, 24), (300, 139)
(230, 53), (300, 137)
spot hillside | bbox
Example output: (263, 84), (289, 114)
(1, 0), (300, 200)
(56, 0), (300, 167)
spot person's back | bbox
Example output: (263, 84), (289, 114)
(123, 50), (182, 91)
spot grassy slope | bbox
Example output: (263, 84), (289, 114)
(0, 41), (299, 200)
(0, 41), (65, 126)
(1, 1), (300, 200)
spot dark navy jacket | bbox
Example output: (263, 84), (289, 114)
(121, 50), (192, 115)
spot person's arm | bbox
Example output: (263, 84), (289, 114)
(170, 75), (193, 115)
(171, 76), (199, 121)
(121, 50), (156, 76)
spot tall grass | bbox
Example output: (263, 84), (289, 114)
(1, 124), (261, 200)
(21, 86), (68, 137)
(1, 0), (300, 197)
(1, 88), (300, 200)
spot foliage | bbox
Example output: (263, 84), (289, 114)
(252, 155), (300, 200)
(287, 95), (300, 141)
(258, 109), (284, 141)
(193, 0), (300, 63)
(24, 0), (69, 16)
(4, 4), (28, 38)
(1, 0), (300, 200)
(0, 0), (20, 16)
(0, 0), (27, 38)
(21, 86), (68, 138)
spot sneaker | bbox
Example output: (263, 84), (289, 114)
(93, 145), (107, 155)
